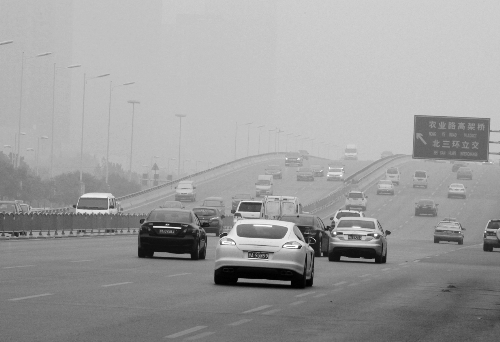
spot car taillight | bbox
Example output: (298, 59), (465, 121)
(219, 237), (236, 245)
(282, 241), (302, 249)
(367, 233), (382, 239)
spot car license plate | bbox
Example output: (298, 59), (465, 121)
(248, 251), (269, 259)
(159, 229), (176, 234)
(348, 235), (362, 240)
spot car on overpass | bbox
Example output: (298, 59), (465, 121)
(448, 183), (466, 198)
(138, 208), (209, 260)
(310, 165), (325, 177)
(231, 193), (254, 211)
(264, 164), (283, 179)
(414, 199), (438, 217)
(328, 217), (391, 264)
(483, 219), (500, 252)
(192, 207), (225, 236)
(279, 214), (331, 257)
(296, 167), (314, 181)
(434, 220), (465, 245)
(214, 219), (315, 288)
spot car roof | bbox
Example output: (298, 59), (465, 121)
(234, 219), (294, 228)
(80, 192), (114, 198)
(338, 217), (376, 222)
(192, 206), (218, 210)
(450, 183), (464, 187)
(348, 190), (363, 194)
(203, 196), (223, 201)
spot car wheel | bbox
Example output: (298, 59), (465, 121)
(382, 249), (387, 263)
(214, 272), (224, 285)
(314, 236), (322, 257)
(434, 238), (439, 243)
(458, 239), (463, 245)
(291, 262), (307, 289)
(191, 240), (200, 260)
(375, 253), (383, 264)
(138, 247), (146, 258)
(306, 260), (314, 287)
(200, 240), (207, 260)
(146, 250), (154, 258)
(329, 252), (340, 262)
(415, 211), (419, 216)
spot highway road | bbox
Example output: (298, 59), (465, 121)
(2, 160), (500, 341)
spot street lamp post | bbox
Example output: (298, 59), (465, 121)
(268, 128), (275, 153)
(195, 160), (203, 173)
(175, 114), (187, 177)
(36, 136), (49, 176)
(127, 100), (140, 181)
(51, 63), (81, 178)
(294, 135), (301, 152)
(285, 133), (293, 152)
(275, 129), (284, 152)
(17, 51), (52, 168)
(106, 81), (135, 187)
(79, 72), (110, 195)
(256, 125), (264, 155)
(244, 122), (253, 157)
(167, 158), (176, 178)
(3, 145), (12, 164)
(183, 159), (191, 175)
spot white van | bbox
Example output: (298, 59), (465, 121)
(262, 196), (302, 219)
(413, 170), (429, 188)
(73, 193), (121, 214)
(255, 175), (274, 197)
(175, 180), (197, 202)
(344, 144), (358, 160)
(231, 200), (264, 223)
(386, 167), (401, 185)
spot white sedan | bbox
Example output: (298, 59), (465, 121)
(447, 183), (466, 199)
(214, 219), (315, 288)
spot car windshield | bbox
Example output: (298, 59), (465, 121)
(329, 168), (343, 172)
(337, 220), (375, 229)
(203, 200), (222, 207)
(348, 192), (363, 199)
(378, 180), (392, 185)
(450, 184), (464, 188)
(387, 168), (398, 174)
(147, 210), (192, 223)
(0, 202), (17, 212)
(345, 148), (356, 153)
(238, 202), (262, 212)
(418, 200), (434, 206)
(415, 171), (426, 177)
(256, 180), (270, 185)
(236, 223), (289, 239)
(163, 201), (182, 208)
(179, 186), (192, 190)
(280, 216), (314, 226)
(436, 223), (460, 230)
(193, 208), (217, 216)
(77, 198), (108, 210)
(335, 211), (361, 219)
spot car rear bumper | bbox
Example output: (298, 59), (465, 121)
(434, 234), (462, 242)
(330, 241), (382, 258)
(175, 194), (195, 201)
(377, 188), (394, 194)
(139, 235), (198, 253)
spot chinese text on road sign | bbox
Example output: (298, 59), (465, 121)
(413, 115), (490, 162)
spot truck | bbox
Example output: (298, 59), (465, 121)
(262, 196), (303, 219)
(344, 144), (358, 160)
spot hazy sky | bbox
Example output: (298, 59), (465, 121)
(2, 0), (500, 175)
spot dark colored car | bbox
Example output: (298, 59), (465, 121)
(265, 164), (283, 179)
(298, 150), (310, 160)
(310, 165), (325, 177)
(192, 207), (225, 236)
(296, 167), (314, 181)
(452, 162), (467, 172)
(280, 214), (331, 257)
(138, 208), (209, 260)
(285, 152), (303, 167)
(231, 193), (254, 211)
(414, 199), (438, 216)
(457, 167), (472, 180)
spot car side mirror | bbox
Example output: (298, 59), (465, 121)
(140, 219), (145, 224)
(234, 213), (242, 217)
(308, 237), (316, 245)
(385, 230), (391, 235)
(325, 226), (331, 231)
(231, 209), (235, 214)
(219, 232), (228, 238)
(72, 204), (76, 208)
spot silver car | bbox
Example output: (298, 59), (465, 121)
(376, 179), (395, 195)
(434, 220), (465, 244)
(329, 217), (390, 264)
(447, 183), (466, 198)
(214, 219), (315, 288)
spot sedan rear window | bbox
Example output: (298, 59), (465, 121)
(203, 200), (223, 207)
(414, 171), (426, 177)
(337, 220), (375, 229)
(147, 211), (192, 223)
(236, 224), (289, 239)
(335, 212), (361, 219)
(387, 168), (399, 174)
(418, 200), (434, 206)
(347, 192), (363, 199)
(487, 221), (500, 229)
(238, 202), (262, 212)
(193, 208), (217, 216)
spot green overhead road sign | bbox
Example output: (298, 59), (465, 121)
(413, 115), (490, 162)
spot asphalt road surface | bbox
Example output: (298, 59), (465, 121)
(2, 160), (500, 342)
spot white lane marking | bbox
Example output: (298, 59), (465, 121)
(165, 326), (207, 339)
(167, 273), (191, 277)
(101, 282), (132, 287)
(295, 291), (316, 298)
(185, 332), (215, 340)
(313, 293), (327, 298)
(3, 265), (35, 269)
(289, 301), (305, 306)
(243, 305), (272, 314)
(9, 293), (53, 301)
(69, 260), (92, 263)
(398, 262), (406, 265)
(359, 274), (371, 278)
(228, 319), (252, 326)
(382, 268), (391, 271)
(262, 309), (282, 315)
(333, 281), (347, 286)
(348, 282), (359, 287)
(361, 278), (371, 282)
(414, 260), (420, 263)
